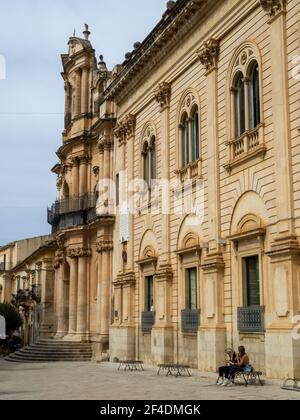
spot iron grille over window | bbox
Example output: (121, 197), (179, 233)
(238, 306), (265, 333)
(181, 309), (200, 333)
(141, 311), (155, 332)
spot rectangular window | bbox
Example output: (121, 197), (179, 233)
(186, 268), (198, 310)
(145, 276), (154, 312)
(243, 256), (260, 307)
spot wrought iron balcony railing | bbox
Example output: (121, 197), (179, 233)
(181, 309), (200, 333)
(238, 306), (265, 333)
(47, 193), (97, 232)
(141, 311), (156, 332)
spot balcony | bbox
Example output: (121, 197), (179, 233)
(238, 306), (265, 333)
(141, 311), (155, 333)
(181, 309), (200, 333)
(225, 124), (266, 172)
(47, 193), (97, 233)
(176, 159), (202, 183)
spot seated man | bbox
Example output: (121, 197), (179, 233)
(217, 349), (237, 386)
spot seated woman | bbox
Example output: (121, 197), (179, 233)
(224, 346), (252, 387)
(216, 349), (237, 386)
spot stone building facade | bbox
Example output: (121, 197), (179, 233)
(48, 0), (300, 379)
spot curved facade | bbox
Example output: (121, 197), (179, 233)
(49, 0), (300, 379)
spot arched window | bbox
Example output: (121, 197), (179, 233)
(150, 137), (156, 181)
(248, 61), (261, 130)
(181, 113), (189, 167)
(191, 107), (200, 162)
(143, 142), (150, 186)
(234, 72), (245, 138)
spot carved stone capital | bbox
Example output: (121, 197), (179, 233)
(54, 250), (66, 269)
(96, 240), (113, 253)
(197, 38), (220, 73)
(78, 155), (90, 165)
(114, 114), (136, 145)
(259, 0), (286, 18)
(154, 82), (171, 110)
(67, 248), (92, 258)
(98, 135), (113, 151)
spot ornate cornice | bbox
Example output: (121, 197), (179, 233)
(67, 248), (92, 258)
(114, 114), (136, 145)
(104, 0), (209, 103)
(155, 264), (173, 282)
(259, 0), (286, 18)
(197, 38), (220, 73)
(113, 272), (136, 287)
(154, 82), (171, 110)
(96, 240), (113, 253)
(201, 252), (225, 273)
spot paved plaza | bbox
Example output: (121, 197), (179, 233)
(0, 359), (299, 401)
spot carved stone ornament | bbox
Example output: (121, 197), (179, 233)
(114, 114), (136, 145)
(197, 38), (220, 72)
(67, 248), (92, 258)
(96, 241), (113, 253)
(259, 0), (286, 18)
(154, 82), (171, 110)
(54, 250), (66, 269)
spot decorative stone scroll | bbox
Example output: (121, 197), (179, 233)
(114, 114), (136, 145)
(197, 38), (220, 73)
(154, 82), (171, 110)
(66, 248), (92, 258)
(54, 250), (66, 269)
(259, 0), (286, 18)
(96, 241), (113, 253)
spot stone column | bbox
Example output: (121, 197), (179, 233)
(154, 83), (171, 264)
(75, 69), (82, 117)
(197, 39), (226, 372)
(40, 259), (55, 339)
(97, 239), (113, 351)
(124, 115), (136, 271)
(53, 251), (66, 339)
(76, 249), (90, 341)
(81, 66), (89, 115)
(79, 156), (88, 197)
(65, 256), (78, 339)
(260, 0), (300, 380)
(151, 83), (174, 364)
(262, 0), (294, 236)
(72, 158), (79, 198)
(96, 250), (102, 335)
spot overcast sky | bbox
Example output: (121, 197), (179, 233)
(0, 0), (167, 246)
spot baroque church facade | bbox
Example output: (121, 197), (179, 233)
(47, 0), (300, 379)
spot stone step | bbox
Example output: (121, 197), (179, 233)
(5, 356), (91, 363)
(19, 350), (93, 356)
(4, 340), (93, 363)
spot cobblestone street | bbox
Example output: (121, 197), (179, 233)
(0, 360), (299, 400)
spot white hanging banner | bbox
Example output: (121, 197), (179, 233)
(0, 315), (6, 339)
